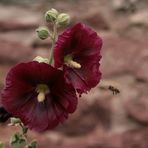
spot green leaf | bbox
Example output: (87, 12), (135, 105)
(0, 142), (4, 148)
(22, 127), (28, 135)
(10, 133), (26, 148)
(26, 140), (37, 148)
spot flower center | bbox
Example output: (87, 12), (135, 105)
(64, 55), (81, 69)
(36, 84), (49, 102)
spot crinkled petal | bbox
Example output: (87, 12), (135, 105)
(64, 58), (101, 95)
(54, 23), (102, 68)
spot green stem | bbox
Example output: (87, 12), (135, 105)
(49, 22), (58, 65)
(19, 123), (28, 137)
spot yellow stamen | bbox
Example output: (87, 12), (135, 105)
(37, 92), (46, 102)
(64, 55), (81, 69)
(36, 84), (49, 103)
(68, 60), (81, 69)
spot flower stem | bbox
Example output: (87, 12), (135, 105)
(49, 22), (58, 65)
(19, 122), (28, 138)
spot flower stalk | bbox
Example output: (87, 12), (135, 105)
(49, 22), (58, 65)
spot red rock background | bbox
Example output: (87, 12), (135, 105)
(0, 0), (148, 147)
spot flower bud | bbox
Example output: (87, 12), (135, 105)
(10, 117), (21, 125)
(45, 8), (58, 22)
(36, 26), (49, 40)
(33, 56), (49, 64)
(57, 13), (70, 26)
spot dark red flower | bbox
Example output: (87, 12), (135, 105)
(1, 61), (77, 132)
(54, 23), (102, 95)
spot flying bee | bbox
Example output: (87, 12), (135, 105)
(108, 85), (120, 95)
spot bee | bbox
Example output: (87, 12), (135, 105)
(0, 105), (11, 123)
(108, 85), (120, 95)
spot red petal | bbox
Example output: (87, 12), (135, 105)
(64, 61), (101, 95)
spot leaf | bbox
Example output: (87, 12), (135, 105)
(26, 140), (37, 148)
(22, 127), (28, 135)
(10, 133), (26, 148)
(0, 142), (4, 148)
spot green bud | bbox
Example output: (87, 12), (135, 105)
(57, 13), (70, 26)
(36, 27), (49, 40)
(33, 56), (49, 64)
(10, 117), (21, 126)
(45, 8), (58, 22)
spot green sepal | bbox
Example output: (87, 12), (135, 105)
(57, 13), (70, 26)
(45, 8), (58, 23)
(36, 26), (49, 40)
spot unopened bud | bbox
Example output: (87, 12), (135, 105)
(10, 117), (21, 126)
(36, 26), (49, 40)
(57, 13), (70, 26)
(45, 8), (58, 22)
(33, 56), (49, 64)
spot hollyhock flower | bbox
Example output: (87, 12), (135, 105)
(54, 23), (102, 95)
(1, 61), (77, 132)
